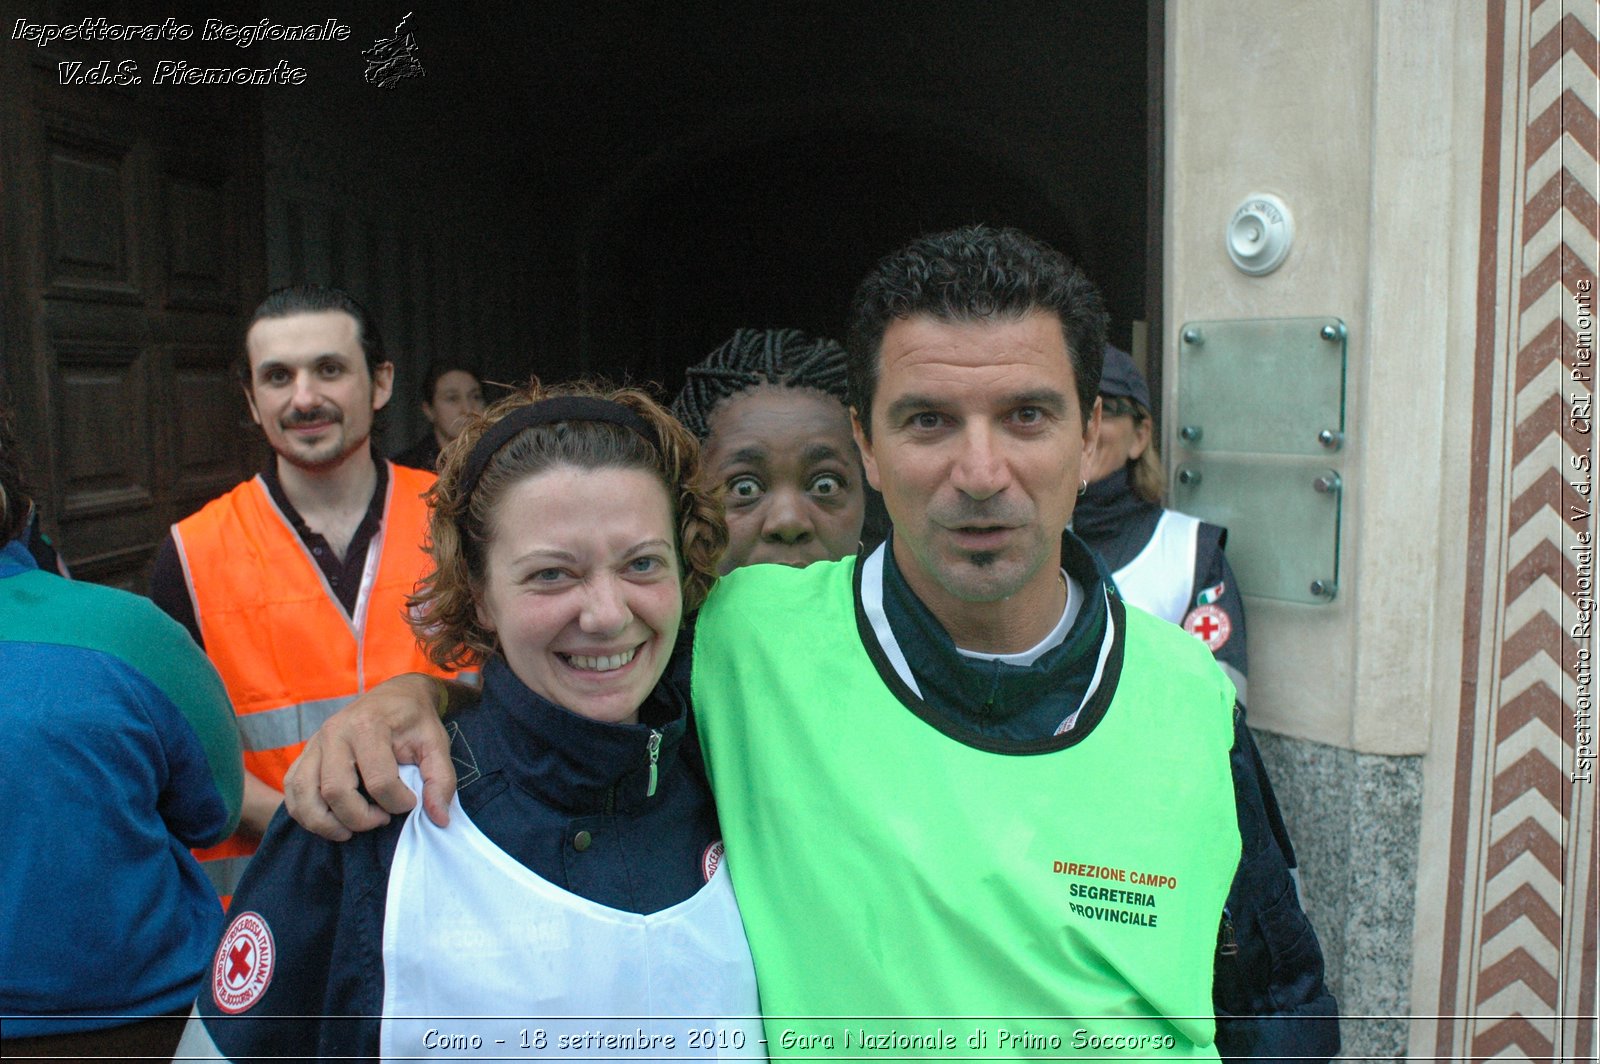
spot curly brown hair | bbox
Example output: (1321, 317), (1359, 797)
(409, 379), (727, 671)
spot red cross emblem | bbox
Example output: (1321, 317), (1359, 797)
(1182, 604), (1232, 651)
(227, 941), (253, 984)
(212, 912), (275, 1013)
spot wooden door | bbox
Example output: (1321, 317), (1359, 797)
(0, 29), (266, 590)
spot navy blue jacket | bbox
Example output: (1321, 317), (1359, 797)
(1213, 712), (1340, 1060)
(195, 654), (719, 1061)
(1074, 470), (1250, 703)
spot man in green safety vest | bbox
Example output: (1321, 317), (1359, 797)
(282, 226), (1338, 1062)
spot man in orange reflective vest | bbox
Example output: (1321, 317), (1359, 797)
(149, 285), (460, 901)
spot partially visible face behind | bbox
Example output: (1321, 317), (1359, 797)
(424, 370), (485, 445)
(474, 465), (682, 726)
(1081, 398), (1150, 485)
(702, 384), (867, 574)
(855, 311), (1100, 626)
(245, 310), (394, 472)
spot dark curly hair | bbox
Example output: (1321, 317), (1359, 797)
(671, 328), (850, 440)
(845, 225), (1108, 438)
(409, 379), (727, 671)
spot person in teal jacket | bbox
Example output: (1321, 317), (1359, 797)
(0, 404), (243, 1060)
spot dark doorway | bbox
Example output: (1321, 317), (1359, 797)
(4, 2), (1157, 583)
(0, 10), (266, 589)
(462, 2), (1156, 394)
(583, 124), (1105, 393)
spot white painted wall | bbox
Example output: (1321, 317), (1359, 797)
(1165, 0), (1480, 757)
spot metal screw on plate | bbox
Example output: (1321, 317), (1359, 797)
(1177, 468), (1202, 486)
(1320, 322), (1345, 342)
(1180, 425), (1203, 443)
(1309, 579), (1337, 599)
(1182, 328), (1204, 346)
(1313, 471), (1342, 494)
(1317, 429), (1343, 450)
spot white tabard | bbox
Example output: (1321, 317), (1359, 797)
(379, 768), (764, 1062)
(1112, 510), (1202, 624)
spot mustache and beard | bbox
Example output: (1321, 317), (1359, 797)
(282, 406), (343, 429)
(272, 405), (368, 472)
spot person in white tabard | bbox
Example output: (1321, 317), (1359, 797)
(176, 383), (760, 1062)
(1070, 344), (1250, 706)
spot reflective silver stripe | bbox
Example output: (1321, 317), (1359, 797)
(201, 855), (253, 897)
(234, 694), (358, 752)
(350, 469), (395, 692)
(170, 520), (204, 639)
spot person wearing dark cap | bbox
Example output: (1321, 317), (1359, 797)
(1076, 344), (1338, 1059)
(1075, 345), (1248, 704)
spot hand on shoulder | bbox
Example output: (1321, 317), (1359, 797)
(283, 673), (464, 839)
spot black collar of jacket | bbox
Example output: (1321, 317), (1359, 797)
(878, 529), (1114, 734)
(1071, 468), (1164, 555)
(457, 653), (691, 816)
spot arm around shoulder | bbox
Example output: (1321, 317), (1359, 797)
(283, 672), (469, 839)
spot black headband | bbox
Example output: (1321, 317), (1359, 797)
(458, 397), (662, 516)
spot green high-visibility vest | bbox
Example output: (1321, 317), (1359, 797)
(693, 556), (1240, 1059)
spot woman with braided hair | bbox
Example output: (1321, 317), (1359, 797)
(673, 328), (871, 572)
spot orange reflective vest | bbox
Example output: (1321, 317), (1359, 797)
(172, 463), (458, 900)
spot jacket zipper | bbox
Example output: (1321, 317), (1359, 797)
(646, 729), (662, 797)
(603, 728), (664, 812)
(1218, 906), (1239, 956)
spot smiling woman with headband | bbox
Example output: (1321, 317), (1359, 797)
(176, 380), (756, 1061)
